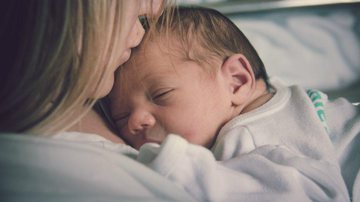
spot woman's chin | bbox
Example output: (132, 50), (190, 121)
(91, 74), (115, 99)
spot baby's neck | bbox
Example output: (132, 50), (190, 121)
(241, 80), (273, 114)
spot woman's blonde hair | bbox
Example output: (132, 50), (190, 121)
(0, 0), (168, 134)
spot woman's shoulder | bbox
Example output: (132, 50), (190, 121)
(53, 131), (139, 158)
(0, 133), (194, 201)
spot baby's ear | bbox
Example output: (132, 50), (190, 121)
(221, 54), (255, 106)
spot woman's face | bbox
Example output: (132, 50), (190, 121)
(98, 0), (162, 97)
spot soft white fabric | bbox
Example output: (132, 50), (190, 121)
(353, 171), (360, 202)
(53, 131), (139, 159)
(138, 81), (359, 201)
(0, 133), (195, 202)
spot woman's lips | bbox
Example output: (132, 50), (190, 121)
(120, 49), (131, 64)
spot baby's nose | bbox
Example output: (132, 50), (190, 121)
(128, 110), (155, 135)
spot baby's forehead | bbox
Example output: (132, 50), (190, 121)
(120, 44), (176, 76)
(125, 39), (183, 68)
(122, 35), (220, 79)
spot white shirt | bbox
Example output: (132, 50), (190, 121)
(0, 132), (195, 202)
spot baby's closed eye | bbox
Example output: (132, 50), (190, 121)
(150, 88), (175, 105)
(113, 112), (130, 127)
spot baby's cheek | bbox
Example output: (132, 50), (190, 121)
(178, 130), (198, 144)
(178, 128), (213, 147)
(163, 119), (201, 144)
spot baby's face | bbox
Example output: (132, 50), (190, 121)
(109, 42), (231, 149)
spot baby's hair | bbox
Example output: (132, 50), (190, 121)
(146, 6), (270, 86)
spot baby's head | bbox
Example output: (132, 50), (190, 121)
(109, 6), (270, 149)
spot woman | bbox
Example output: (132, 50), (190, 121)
(0, 0), (194, 201)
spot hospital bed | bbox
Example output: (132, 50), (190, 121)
(181, 0), (360, 103)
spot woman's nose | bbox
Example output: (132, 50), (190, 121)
(129, 20), (145, 49)
(128, 110), (155, 134)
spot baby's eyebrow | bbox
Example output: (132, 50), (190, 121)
(140, 69), (174, 82)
